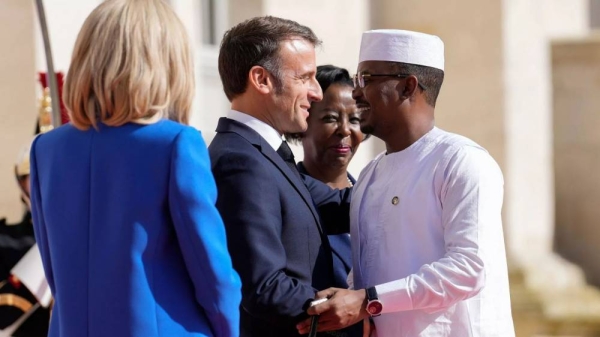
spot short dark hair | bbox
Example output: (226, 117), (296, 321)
(392, 62), (444, 107)
(218, 16), (321, 101)
(315, 64), (354, 93)
(286, 65), (370, 143)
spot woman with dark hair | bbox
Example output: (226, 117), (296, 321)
(292, 64), (367, 337)
(294, 65), (368, 189)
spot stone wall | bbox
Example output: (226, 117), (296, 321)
(0, 1), (38, 223)
(553, 34), (600, 287)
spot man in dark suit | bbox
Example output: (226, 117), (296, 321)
(209, 16), (351, 337)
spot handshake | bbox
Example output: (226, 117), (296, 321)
(296, 288), (376, 336)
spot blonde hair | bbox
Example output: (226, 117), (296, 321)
(64, 0), (194, 129)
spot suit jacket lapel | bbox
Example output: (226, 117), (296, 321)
(260, 146), (323, 224)
(215, 118), (324, 232)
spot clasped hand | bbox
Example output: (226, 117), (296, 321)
(296, 287), (369, 334)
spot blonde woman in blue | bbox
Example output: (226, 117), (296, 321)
(29, 0), (241, 336)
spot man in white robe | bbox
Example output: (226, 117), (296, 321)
(297, 29), (515, 337)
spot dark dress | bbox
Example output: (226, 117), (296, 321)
(297, 162), (363, 337)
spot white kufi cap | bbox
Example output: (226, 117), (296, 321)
(359, 29), (444, 71)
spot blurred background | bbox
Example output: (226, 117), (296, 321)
(2, 0), (600, 335)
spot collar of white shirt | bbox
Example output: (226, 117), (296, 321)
(227, 109), (283, 151)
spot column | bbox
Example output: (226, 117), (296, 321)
(553, 36), (600, 288)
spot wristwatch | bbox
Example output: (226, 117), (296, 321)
(365, 286), (383, 317)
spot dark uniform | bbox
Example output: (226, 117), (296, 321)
(0, 213), (50, 337)
(0, 72), (66, 336)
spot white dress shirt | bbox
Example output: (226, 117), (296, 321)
(351, 127), (515, 337)
(226, 109), (283, 151)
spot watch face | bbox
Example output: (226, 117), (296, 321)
(367, 300), (383, 316)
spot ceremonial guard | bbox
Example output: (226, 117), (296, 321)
(0, 72), (67, 337)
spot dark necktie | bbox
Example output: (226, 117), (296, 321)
(277, 141), (302, 180)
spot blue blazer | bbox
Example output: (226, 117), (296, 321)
(209, 118), (350, 337)
(30, 121), (242, 337)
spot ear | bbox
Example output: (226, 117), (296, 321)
(248, 66), (273, 95)
(401, 75), (419, 99)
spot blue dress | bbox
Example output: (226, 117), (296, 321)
(297, 162), (363, 337)
(296, 162), (353, 288)
(30, 121), (241, 337)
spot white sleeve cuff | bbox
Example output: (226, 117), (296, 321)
(11, 244), (52, 307)
(347, 269), (354, 290)
(375, 278), (413, 314)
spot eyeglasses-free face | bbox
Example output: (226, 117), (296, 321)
(352, 72), (427, 91)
